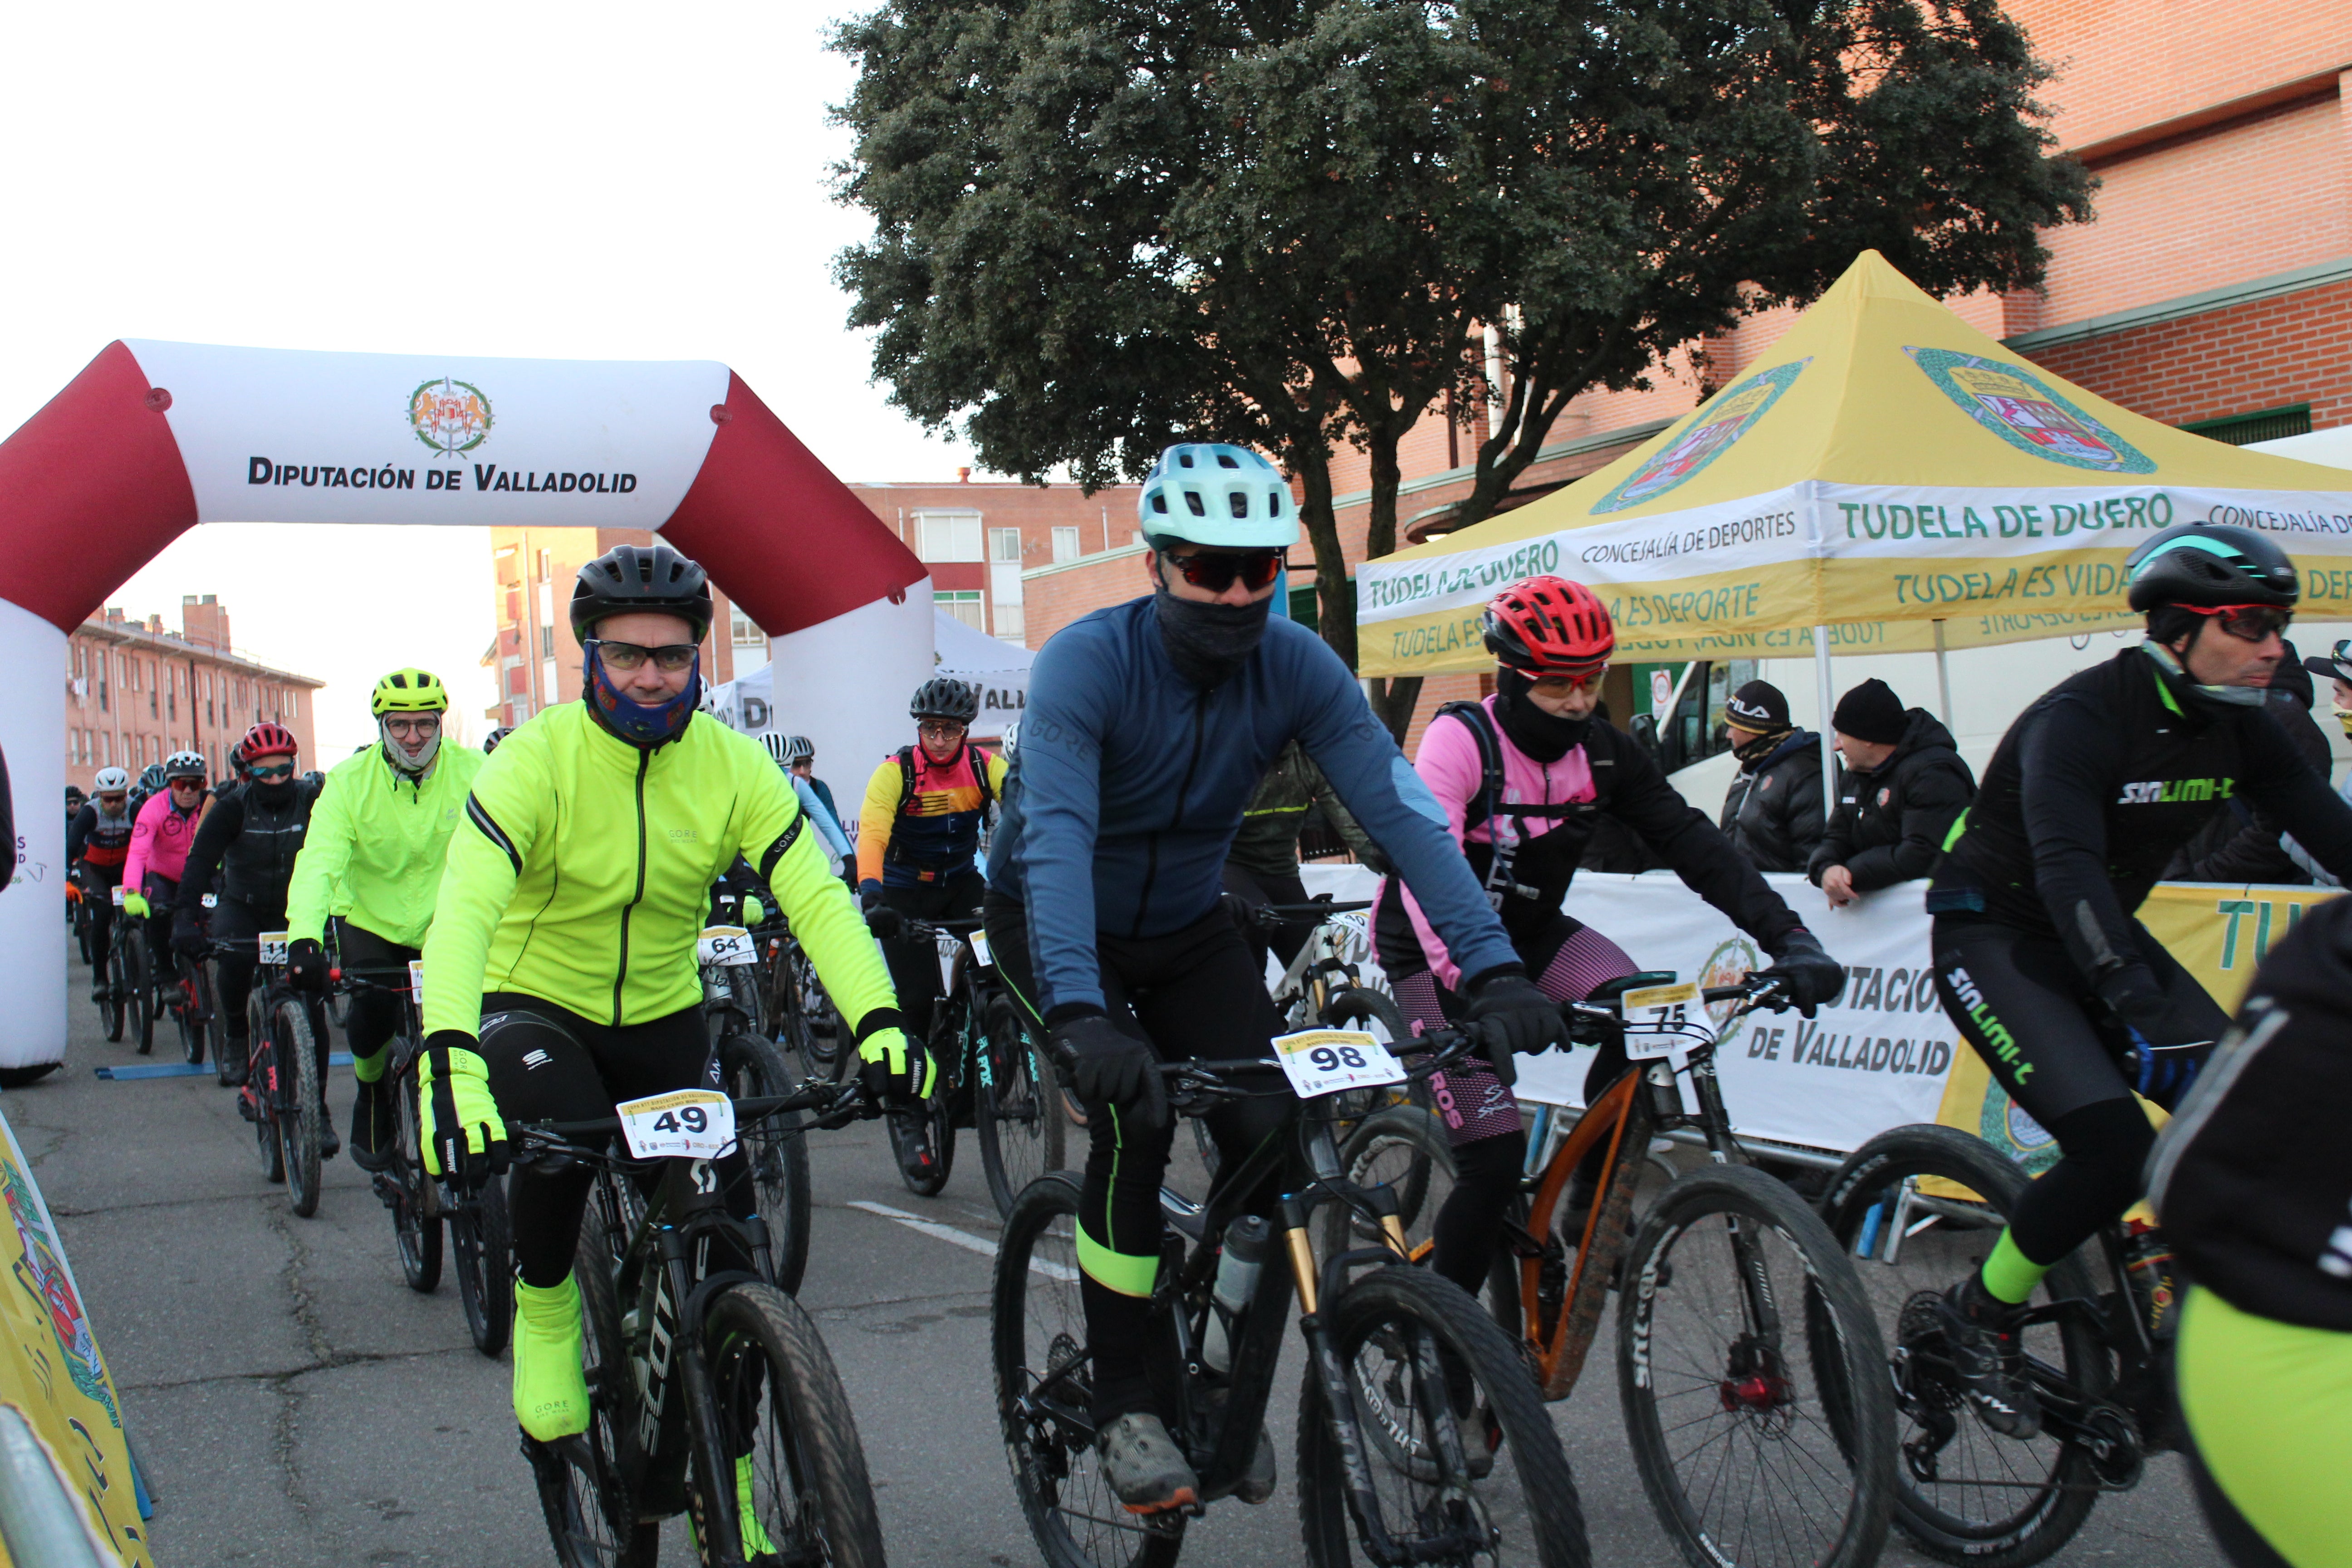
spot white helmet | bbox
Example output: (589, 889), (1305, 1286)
(1138, 444), (1298, 550)
(92, 767), (130, 793)
(163, 750), (208, 781)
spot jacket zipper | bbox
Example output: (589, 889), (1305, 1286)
(615, 749), (650, 1024)
(1132, 694), (1212, 939)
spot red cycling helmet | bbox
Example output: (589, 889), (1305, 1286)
(1480, 576), (1614, 674)
(240, 721), (299, 761)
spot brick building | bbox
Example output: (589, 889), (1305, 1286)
(64, 597), (323, 792)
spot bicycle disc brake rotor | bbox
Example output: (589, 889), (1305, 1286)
(1715, 1330), (1794, 1431)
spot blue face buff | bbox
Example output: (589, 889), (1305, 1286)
(586, 644), (703, 749)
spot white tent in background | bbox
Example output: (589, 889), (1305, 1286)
(930, 606), (1034, 739)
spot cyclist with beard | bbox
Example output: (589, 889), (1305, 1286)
(984, 442), (1574, 1514)
(417, 544), (911, 1486)
(1926, 522), (2352, 1441)
(176, 724), (322, 1091)
(1375, 577), (1846, 1318)
(281, 671), (487, 1164)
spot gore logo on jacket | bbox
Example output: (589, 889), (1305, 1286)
(2118, 778), (2232, 806)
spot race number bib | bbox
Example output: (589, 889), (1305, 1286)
(967, 928), (994, 969)
(257, 931), (289, 967)
(1274, 1029), (1404, 1100)
(408, 959), (426, 1007)
(697, 926), (755, 966)
(1621, 980), (1700, 1061)
(617, 1089), (736, 1160)
(110, 885), (127, 907)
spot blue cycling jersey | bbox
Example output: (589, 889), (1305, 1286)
(988, 596), (1518, 1018)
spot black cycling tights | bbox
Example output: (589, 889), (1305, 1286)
(478, 995), (750, 1290)
(876, 870), (986, 1042)
(331, 918), (421, 1065)
(986, 892), (1291, 1424)
(1932, 917), (2228, 1269)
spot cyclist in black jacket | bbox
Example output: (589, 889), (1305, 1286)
(1925, 521), (2352, 1438)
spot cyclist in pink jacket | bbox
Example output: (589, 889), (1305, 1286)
(121, 750), (210, 978)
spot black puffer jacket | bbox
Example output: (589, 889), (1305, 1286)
(1808, 709), (1975, 892)
(1719, 731), (1825, 873)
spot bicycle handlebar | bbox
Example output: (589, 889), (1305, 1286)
(510, 1079), (872, 1154)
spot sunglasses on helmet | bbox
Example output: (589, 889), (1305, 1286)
(2181, 603), (2293, 642)
(1161, 549), (1285, 594)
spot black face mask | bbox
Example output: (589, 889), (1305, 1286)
(250, 776), (298, 809)
(1493, 666), (1592, 763)
(1153, 570), (1273, 689)
(1734, 729), (1791, 767)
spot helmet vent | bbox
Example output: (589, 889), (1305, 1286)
(1228, 493), (1249, 518)
(1216, 453), (1239, 468)
(1151, 492), (1169, 514)
(1184, 490), (1206, 517)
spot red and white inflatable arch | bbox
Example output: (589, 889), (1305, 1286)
(1, 339), (934, 1069)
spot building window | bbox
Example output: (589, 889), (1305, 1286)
(937, 591), (986, 631)
(1052, 527), (1081, 564)
(101, 732), (111, 765)
(990, 527), (1022, 563)
(538, 548), (552, 581)
(730, 603), (764, 647)
(993, 604), (1026, 642)
(540, 624), (556, 659)
(2182, 404), (2312, 447)
(916, 510), (984, 563)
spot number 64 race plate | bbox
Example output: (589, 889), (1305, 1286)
(1273, 1029), (1404, 1100)
(697, 926), (755, 966)
(617, 1089), (736, 1159)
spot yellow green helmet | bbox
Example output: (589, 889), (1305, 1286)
(371, 668), (449, 716)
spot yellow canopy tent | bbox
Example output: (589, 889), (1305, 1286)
(1356, 249), (2352, 678)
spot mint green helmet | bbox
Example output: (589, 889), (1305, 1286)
(1138, 444), (1298, 550)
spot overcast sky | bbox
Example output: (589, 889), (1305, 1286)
(3, 2), (966, 755)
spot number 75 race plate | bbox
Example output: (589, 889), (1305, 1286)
(1273, 1029), (1405, 1100)
(616, 1089), (736, 1159)
(1621, 980), (1700, 1061)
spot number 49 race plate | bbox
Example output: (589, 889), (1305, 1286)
(617, 1089), (736, 1159)
(1273, 1029), (1405, 1100)
(1621, 980), (1700, 1060)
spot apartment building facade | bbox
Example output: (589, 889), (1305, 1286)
(64, 597), (322, 792)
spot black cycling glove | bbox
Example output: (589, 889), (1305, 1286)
(1049, 1012), (1168, 1132)
(171, 907), (208, 959)
(859, 881), (903, 940)
(1760, 929), (1845, 1016)
(286, 938), (329, 994)
(1462, 967), (1568, 1087)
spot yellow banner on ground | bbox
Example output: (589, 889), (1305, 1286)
(0, 1114), (152, 1566)
(1936, 883), (2339, 1176)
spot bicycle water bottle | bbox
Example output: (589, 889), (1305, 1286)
(2122, 1218), (2179, 1342)
(1202, 1215), (1272, 1374)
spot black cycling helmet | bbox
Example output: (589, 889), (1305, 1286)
(64, 785), (85, 806)
(2126, 523), (2298, 613)
(570, 543), (713, 643)
(910, 676), (981, 725)
(483, 725), (514, 754)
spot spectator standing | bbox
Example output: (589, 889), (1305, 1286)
(2167, 639), (2329, 884)
(1808, 677), (1974, 904)
(1716, 680), (1825, 872)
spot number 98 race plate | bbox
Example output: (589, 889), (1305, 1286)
(616, 1088), (736, 1159)
(1273, 1029), (1405, 1100)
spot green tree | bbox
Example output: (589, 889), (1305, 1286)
(833, 0), (2091, 737)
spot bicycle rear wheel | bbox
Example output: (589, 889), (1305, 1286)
(1300, 1263), (1590, 1568)
(1819, 1124), (2107, 1568)
(718, 1032), (811, 1295)
(976, 999), (1062, 1220)
(175, 961), (213, 1066)
(701, 1282), (887, 1568)
(393, 1175), (444, 1293)
(993, 1171), (1181, 1568)
(528, 1210), (655, 1568)
(1323, 1103), (1455, 1266)
(888, 1000), (959, 1197)
(278, 998), (325, 1218)
(1616, 1162), (1894, 1568)
(451, 1174), (513, 1355)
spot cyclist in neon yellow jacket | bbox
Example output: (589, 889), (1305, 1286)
(283, 668), (486, 1170)
(418, 543), (922, 1472)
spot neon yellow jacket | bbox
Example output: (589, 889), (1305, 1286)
(287, 743), (488, 948)
(421, 704), (897, 1036)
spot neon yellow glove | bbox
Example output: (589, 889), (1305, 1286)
(857, 1021), (935, 1105)
(741, 895), (766, 928)
(420, 1033), (509, 1186)
(121, 892), (152, 919)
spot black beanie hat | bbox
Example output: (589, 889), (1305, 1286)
(1724, 680), (1792, 734)
(1833, 678), (1907, 745)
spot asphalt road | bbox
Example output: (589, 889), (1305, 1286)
(20, 963), (2229, 1568)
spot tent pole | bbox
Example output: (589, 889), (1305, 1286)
(1934, 618), (1954, 726)
(1815, 624), (1838, 819)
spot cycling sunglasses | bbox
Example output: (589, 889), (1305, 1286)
(588, 638), (699, 673)
(2180, 603), (2293, 642)
(1161, 549), (1285, 594)
(247, 760), (297, 781)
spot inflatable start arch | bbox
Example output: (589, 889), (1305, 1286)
(1, 339), (934, 1069)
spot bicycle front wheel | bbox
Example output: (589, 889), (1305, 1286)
(720, 1032), (812, 1294)
(1616, 1162), (1894, 1568)
(1301, 1262), (1590, 1568)
(100, 939), (128, 1042)
(127, 937), (154, 1054)
(700, 1282), (887, 1568)
(994, 1171), (1181, 1568)
(976, 999), (1062, 1220)
(451, 1176), (513, 1356)
(391, 1076), (444, 1291)
(279, 998), (325, 1219)
(1322, 1102), (1456, 1266)
(528, 1208), (654, 1568)
(247, 995), (284, 1183)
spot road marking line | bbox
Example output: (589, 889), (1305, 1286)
(847, 1200), (1076, 1281)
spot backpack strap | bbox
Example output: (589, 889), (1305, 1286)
(967, 743), (997, 809)
(895, 745), (918, 813)
(1434, 701), (1505, 832)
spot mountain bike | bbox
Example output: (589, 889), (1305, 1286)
(337, 964), (515, 1356)
(764, 926), (848, 1085)
(1818, 1122), (2184, 1568)
(893, 917), (1062, 1215)
(165, 894), (221, 1068)
(995, 1027), (1588, 1568)
(234, 931), (330, 1218)
(514, 1078), (887, 1568)
(700, 927), (813, 1295)
(1333, 972), (1897, 1568)
(100, 885), (154, 1053)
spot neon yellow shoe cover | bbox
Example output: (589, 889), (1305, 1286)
(735, 1454), (777, 1558)
(513, 1275), (591, 1441)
